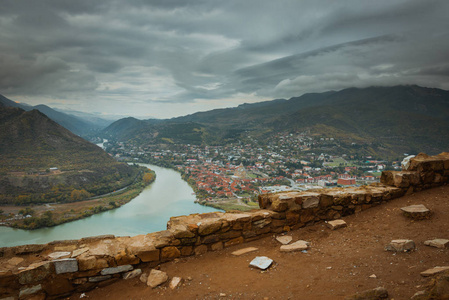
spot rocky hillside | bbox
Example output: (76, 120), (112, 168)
(0, 106), (140, 205)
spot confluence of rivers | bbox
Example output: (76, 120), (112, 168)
(0, 164), (218, 247)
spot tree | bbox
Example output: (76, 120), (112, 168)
(70, 189), (92, 202)
(143, 172), (154, 184)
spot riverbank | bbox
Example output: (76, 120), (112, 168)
(138, 158), (259, 211)
(0, 169), (155, 230)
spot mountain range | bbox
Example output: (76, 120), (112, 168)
(0, 94), (113, 136)
(102, 85), (449, 158)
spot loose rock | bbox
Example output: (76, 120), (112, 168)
(147, 269), (168, 288)
(48, 251), (71, 259)
(275, 235), (292, 245)
(123, 269), (142, 280)
(249, 256), (273, 270)
(169, 277), (182, 289)
(139, 272), (148, 283)
(424, 239), (449, 249)
(385, 239), (415, 252)
(326, 219), (347, 230)
(231, 247), (258, 256)
(401, 204), (432, 220)
(420, 266), (449, 277)
(280, 240), (309, 252)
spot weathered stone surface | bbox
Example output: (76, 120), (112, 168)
(326, 219), (347, 230)
(89, 275), (112, 282)
(77, 255), (109, 271)
(385, 239), (415, 252)
(147, 269), (168, 288)
(19, 284), (42, 298)
(194, 245), (208, 255)
(211, 242), (223, 251)
(424, 239), (449, 249)
(420, 266), (449, 277)
(249, 256), (273, 270)
(71, 247), (88, 258)
(6, 256), (24, 266)
(231, 247), (258, 256)
(345, 286), (388, 300)
(146, 231), (176, 248)
(169, 277), (182, 290)
(123, 269), (142, 280)
(54, 258), (78, 274)
(198, 220), (222, 236)
(280, 240), (309, 252)
(126, 235), (160, 262)
(401, 204), (432, 220)
(48, 251), (71, 260)
(169, 224), (196, 239)
(302, 195), (320, 209)
(18, 261), (52, 284)
(253, 218), (271, 229)
(101, 264), (133, 275)
(140, 272), (148, 283)
(401, 155), (415, 170)
(275, 235), (292, 245)
(161, 246), (181, 261)
(114, 250), (140, 265)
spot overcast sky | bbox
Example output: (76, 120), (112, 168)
(1, 0), (449, 119)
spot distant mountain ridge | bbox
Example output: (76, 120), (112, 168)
(0, 94), (112, 136)
(103, 85), (449, 157)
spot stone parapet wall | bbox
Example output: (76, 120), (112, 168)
(380, 152), (449, 192)
(1, 152), (448, 299)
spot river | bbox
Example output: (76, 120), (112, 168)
(0, 164), (218, 247)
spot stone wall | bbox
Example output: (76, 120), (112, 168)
(1, 152), (448, 299)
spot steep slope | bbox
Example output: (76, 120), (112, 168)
(0, 106), (140, 205)
(0, 94), (104, 135)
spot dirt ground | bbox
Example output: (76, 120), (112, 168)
(68, 185), (449, 300)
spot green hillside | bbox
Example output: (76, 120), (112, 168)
(0, 106), (141, 205)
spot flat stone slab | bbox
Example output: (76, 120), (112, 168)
(71, 247), (89, 258)
(346, 286), (388, 300)
(101, 264), (133, 275)
(48, 251), (71, 259)
(280, 240), (310, 252)
(385, 239), (415, 252)
(89, 275), (112, 282)
(147, 269), (168, 288)
(420, 266), (449, 277)
(249, 256), (273, 270)
(401, 204), (432, 220)
(53, 258), (79, 274)
(275, 236), (293, 245)
(326, 219), (347, 230)
(424, 239), (449, 249)
(231, 247), (258, 256)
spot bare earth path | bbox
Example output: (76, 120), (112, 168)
(68, 185), (449, 300)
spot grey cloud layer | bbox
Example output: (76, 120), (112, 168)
(1, 0), (448, 117)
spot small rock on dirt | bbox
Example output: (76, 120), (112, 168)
(280, 240), (309, 252)
(249, 256), (273, 270)
(401, 204), (432, 220)
(147, 269), (168, 288)
(326, 219), (347, 230)
(275, 235), (292, 245)
(424, 239), (449, 249)
(169, 277), (182, 289)
(385, 239), (415, 252)
(232, 247), (259, 256)
(420, 266), (449, 277)
(139, 273), (148, 283)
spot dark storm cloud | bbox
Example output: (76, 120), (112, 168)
(0, 0), (448, 117)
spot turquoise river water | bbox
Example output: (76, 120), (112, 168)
(0, 164), (218, 247)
